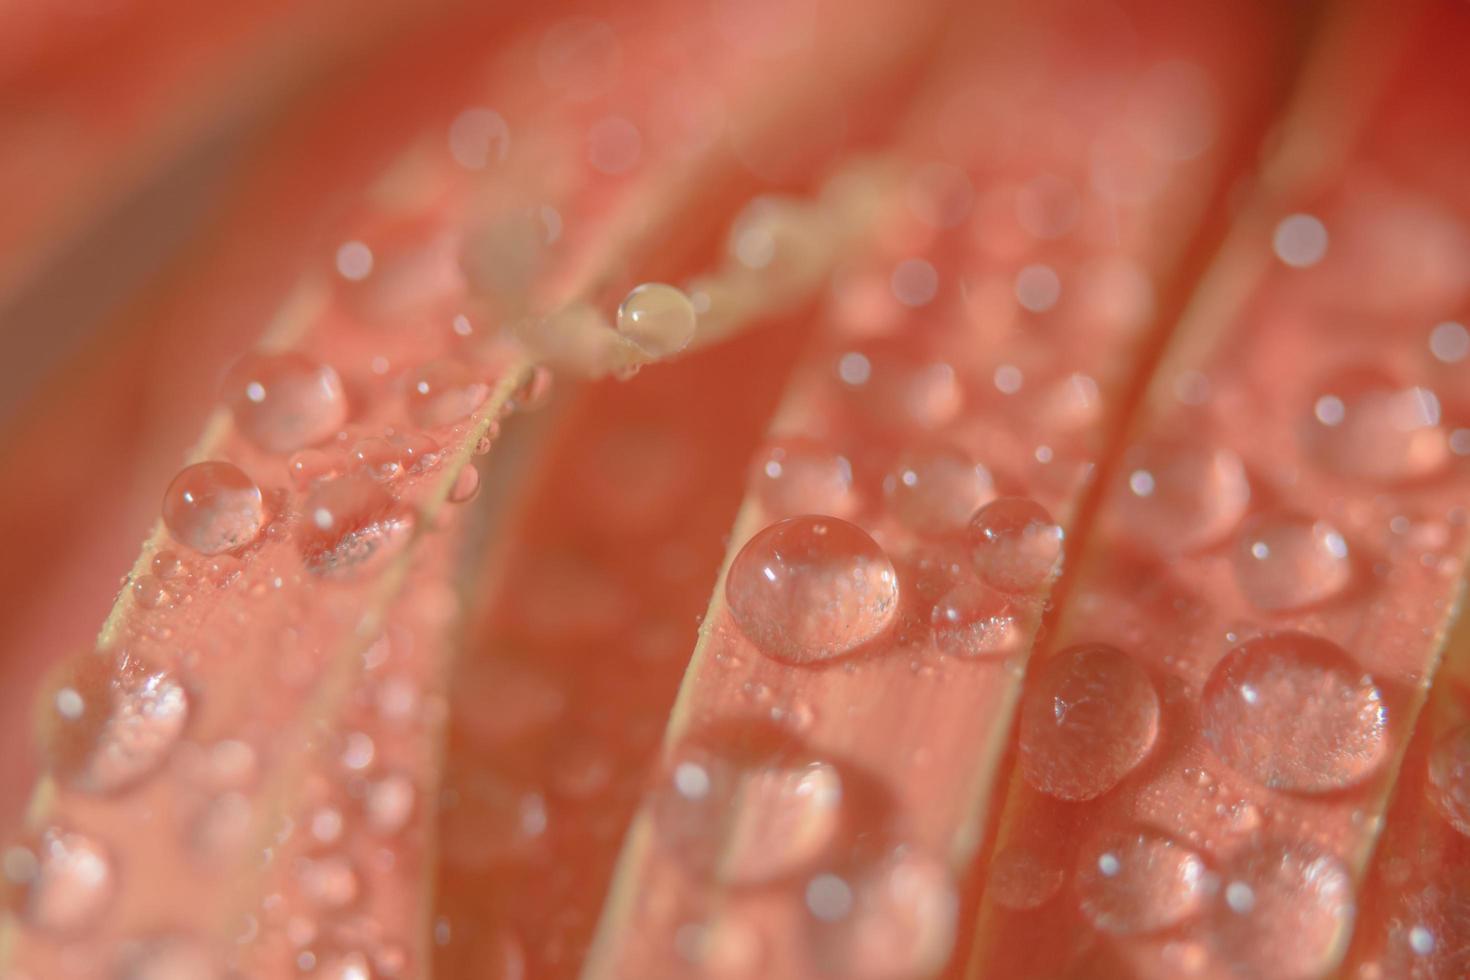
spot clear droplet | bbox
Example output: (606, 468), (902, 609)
(883, 448), (995, 537)
(1019, 644), (1159, 801)
(408, 360), (490, 427)
(617, 283), (697, 357)
(1209, 841), (1354, 980)
(804, 851), (957, 980)
(651, 746), (843, 884)
(350, 438), (403, 482)
(298, 477), (414, 580)
(295, 854), (360, 910)
(1201, 632), (1387, 792)
(1426, 724), (1470, 836)
(1116, 442), (1250, 553)
(1075, 828), (1208, 934)
(115, 935), (223, 980)
(223, 352), (348, 453)
(43, 650), (188, 794)
(5, 827), (113, 933)
(366, 773), (417, 836)
(988, 846), (1064, 910)
(1232, 513), (1350, 612)
(726, 516), (899, 665)
(752, 438), (857, 519)
(448, 465), (481, 504)
(968, 497), (1063, 594)
(1306, 371), (1447, 483)
(162, 462), (265, 555)
(929, 581), (1024, 659)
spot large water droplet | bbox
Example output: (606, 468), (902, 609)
(299, 477), (414, 580)
(43, 650), (188, 794)
(752, 439), (857, 519)
(968, 497), (1063, 594)
(617, 283), (697, 357)
(929, 581), (1025, 659)
(1232, 513), (1350, 612)
(804, 851), (956, 980)
(883, 448), (994, 537)
(408, 360), (490, 427)
(987, 846), (1063, 910)
(1075, 828), (1208, 934)
(1019, 644), (1159, 801)
(1201, 632), (1386, 793)
(1427, 724), (1470, 837)
(726, 516), (898, 665)
(652, 746), (843, 884)
(162, 462), (265, 555)
(1116, 442), (1250, 553)
(4, 827), (113, 933)
(1209, 841), (1354, 980)
(1306, 371), (1447, 483)
(224, 352), (347, 453)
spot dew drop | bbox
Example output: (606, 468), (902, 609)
(407, 360), (490, 427)
(115, 935), (223, 980)
(1209, 841), (1354, 980)
(1115, 442), (1250, 553)
(988, 846), (1063, 910)
(752, 438), (857, 519)
(43, 650), (188, 794)
(1018, 644), (1159, 801)
(162, 462), (265, 555)
(5, 827), (113, 933)
(1273, 214), (1328, 268)
(1426, 723), (1470, 836)
(1201, 632), (1387, 792)
(447, 465), (481, 504)
(616, 283), (697, 357)
(967, 497), (1063, 594)
(883, 448), (995, 537)
(929, 581), (1025, 659)
(350, 438), (403, 482)
(1305, 372), (1446, 483)
(298, 477), (414, 580)
(804, 851), (956, 980)
(1074, 828), (1208, 934)
(726, 516), (899, 665)
(1232, 513), (1350, 612)
(224, 353), (347, 454)
(296, 854), (360, 910)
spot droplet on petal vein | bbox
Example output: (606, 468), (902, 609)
(616, 282), (697, 357)
(4, 826), (114, 933)
(726, 516), (898, 665)
(1232, 512), (1350, 612)
(1019, 644), (1159, 801)
(162, 462), (265, 555)
(1075, 828), (1208, 934)
(1201, 632), (1386, 793)
(408, 359), (490, 427)
(968, 497), (1063, 594)
(224, 352), (347, 453)
(299, 477), (414, 580)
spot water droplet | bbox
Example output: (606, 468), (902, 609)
(1232, 513), (1350, 612)
(131, 574), (170, 610)
(448, 107), (510, 170)
(1273, 214), (1329, 268)
(296, 854), (360, 910)
(1201, 632), (1387, 792)
(1116, 442), (1250, 553)
(1014, 263), (1061, 312)
(115, 935), (223, 979)
(298, 477), (414, 580)
(314, 951), (373, 980)
(617, 283), (697, 357)
(162, 462), (265, 555)
(1019, 644), (1159, 801)
(1075, 828), (1208, 934)
(890, 258), (939, 308)
(652, 746), (843, 884)
(884, 448), (994, 537)
(929, 581), (1025, 659)
(366, 773), (417, 836)
(988, 846), (1063, 910)
(726, 516), (898, 665)
(968, 497), (1063, 594)
(1427, 723), (1470, 836)
(350, 438), (403, 482)
(752, 438), (857, 519)
(224, 353), (347, 454)
(804, 851), (956, 980)
(509, 365), (554, 413)
(408, 360), (490, 427)
(448, 465), (481, 504)
(1209, 841), (1354, 980)
(1306, 371), (1446, 482)
(5, 827), (113, 933)
(1430, 321), (1470, 363)
(43, 650), (188, 794)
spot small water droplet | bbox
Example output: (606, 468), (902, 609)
(298, 477), (414, 580)
(1427, 723), (1470, 837)
(1306, 371), (1446, 483)
(131, 574), (171, 610)
(116, 935), (223, 979)
(1273, 214), (1329, 267)
(1116, 442), (1250, 553)
(988, 846), (1063, 910)
(350, 438), (404, 482)
(448, 465), (481, 504)
(1075, 828), (1208, 934)
(162, 462), (265, 555)
(1019, 644), (1159, 801)
(616, 283), (697, 357)
(968, 497), (1063, 594)
(752, 438), (857, 519)
(5, 827), (113, 933)
(296, 854), (360, 910)
(1202, 632), (1387, 792)
(1232, 513), (1350, 612)
(509, 365), (554, 413)
(408, 360), (490, 427)
(224, 353), (347, 453)
(804, 851), (956, 980)
(884, 448), (995, 537)
(929, 581), (1025, 659)
(366, 773), (417, 836)
(726, 516), (898, 665)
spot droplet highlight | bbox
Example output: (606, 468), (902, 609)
(968, 497), (1063, 594)
(616, 283), (697, 358)
(1232, 513), (1350, 612)
(223, 352), (347, 454)
(161, 462), (265, 555)
(1074, 828), (1207, 934)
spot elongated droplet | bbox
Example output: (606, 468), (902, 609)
(5, 827), (113, 933)
(1232, 513), (1350, 612)
(1427, 724), (1470, 837)
(726, 516), (898, 665)
(408, 360), (490, 427)
(1019, 644), (1159, 801)
(1075, 828), (1207, 934)
(1116, 441), (1250, 553)
(224, 352), (348, 453)
(929, 581), (1024, 659)
(162, 462), (265, 555)
(884, 448), (994, 537)
(1201, 632), (1386, 793)
(299, 477), (414, 580)
(617, 283), (697, 357)
(1306, 371), (1447, 483)
(752, 439), (858, 519)
(968, 497), (1063, 594)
